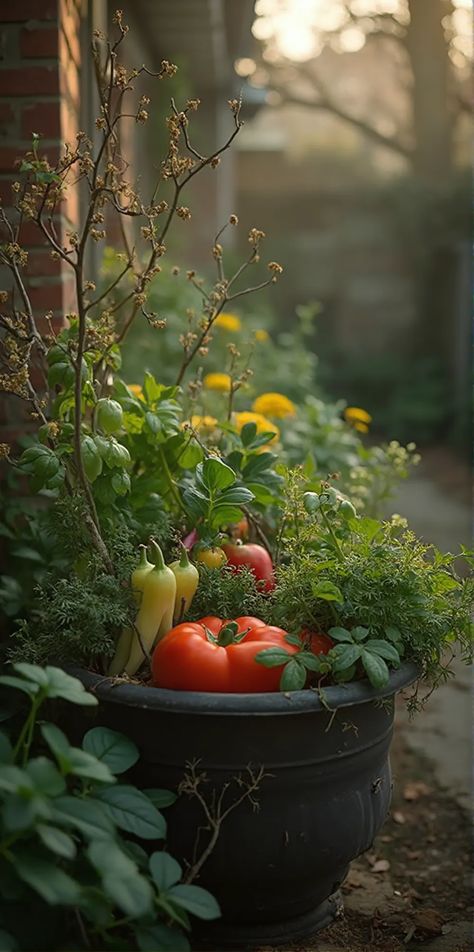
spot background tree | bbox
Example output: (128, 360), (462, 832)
(248, 0), (471, 181)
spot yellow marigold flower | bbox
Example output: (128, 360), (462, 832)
(203, 373), (232, 393)
(188, 414), (218, 432)
(128, 384), (144, 400)
(255, 329), (269, 343)
(344, 406), (372, 428)
(252, 392), (296, 419)
(233, 411), (279, 443)
(214, 312), (242, 333)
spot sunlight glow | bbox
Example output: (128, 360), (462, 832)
(252, 0), (471, 64)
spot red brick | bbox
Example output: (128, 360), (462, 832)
(18, 220), (49, 246)
(22, 101), (61, 139)
(21, 26), (58, 58)
(0, 178), (16, 204)
(0, 66), (59, 96)
(0, 1), (57, 22)
(0, 143), (60, 172)
(26, 249), (62, 277)
(28, 281), (64, 310)
(0, 103), (14, 125)
(0, 148), (27, 173)
(36, 312), (67, 334)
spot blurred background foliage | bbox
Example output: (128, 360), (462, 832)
(114, 0), (470, 453)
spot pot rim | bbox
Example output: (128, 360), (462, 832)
(71, 661), (420, 716)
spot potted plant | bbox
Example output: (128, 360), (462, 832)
(1, 15), (472, 949)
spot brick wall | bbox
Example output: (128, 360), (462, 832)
(0, 0), (84, 443)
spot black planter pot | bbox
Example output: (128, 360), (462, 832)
(71, 663), (418, 948)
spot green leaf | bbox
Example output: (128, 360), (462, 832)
(145, 411), (162, 435)
(149, 851), (182, 892)
(351, 627), (369, 643)
(311, 580), (343, 603)
(284, 633), (303, 647)
(87, 840), (153, 918)
(13, 849), (80, 904)
(167, 884), (221, 921)
(351, 516), (382, 541)
(52, 795), (115, 840)
(177, 442), (203, 469)
(137, 924), (190, 952)
(12, 663), (50, 686)
(385, 626), (403, 644)
(37, 823), (77, 859)
(0, 929), (18, 951)
(40, 723), (71, 767)
(240, 422), (258, 446)
(0, 675), (39, 697)
(35, 667), (97, 706)
(144, 788), (177, 808)
(361, 650), (390, 688)
(0, 766), (33, 794)
(297, 651), (322, 671)
(82, 727), (139, 775)
(364, 640), (400, 665)
(143, 371), (163, 404)
(331, 644), (361, 672)
(327, 627), (353, 643)
(79, 886), (113, 928)
(25, 757), (66, 796)
(157, 895), (190, 930)
(280, 659), (307, 692)
(201, 458), (236, 492)
(2, 796), (36, 832)
(254, 647), (292, 668)
(0, 730), (12, 763)
(93, 784), (166, 839)
(66, 749), (115, 784)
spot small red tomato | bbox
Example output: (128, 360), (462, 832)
(222, 542), (275, 593)
(301, 629), (334, 656)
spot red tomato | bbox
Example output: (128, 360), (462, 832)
(152, 616), (296, 693)
(301, 629), (334, 656)
(221, 543), (275, 593)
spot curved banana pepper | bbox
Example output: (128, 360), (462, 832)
(125, 540), (176, 677)
(169, 545), (199, 624)
(108, 545), (153, 676)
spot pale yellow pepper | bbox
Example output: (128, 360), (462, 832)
(125, 540), (176, 677)
(108, 544), (153, 676)
(169, 545), (199, 624)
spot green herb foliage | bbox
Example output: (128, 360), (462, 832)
(268, 484), (473, 693)
(188, 565), (269, 624)
(0, 664), (219, 951)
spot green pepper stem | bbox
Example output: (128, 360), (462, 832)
(179, 544), (190, 568)
(149, 539), (166, 571)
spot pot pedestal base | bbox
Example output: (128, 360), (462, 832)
(196, 892), (343, 949)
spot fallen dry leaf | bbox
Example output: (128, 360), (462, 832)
(403, 781), (431, 801)
(393, 810), (406, 824)
(372, 859), (391, 873)
(413, 907), (445, 935)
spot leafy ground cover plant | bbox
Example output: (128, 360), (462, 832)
(0, 664), (219, 951)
